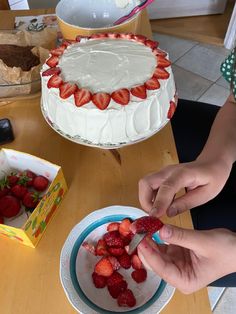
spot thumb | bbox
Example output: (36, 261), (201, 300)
(160, 224), (205, 253)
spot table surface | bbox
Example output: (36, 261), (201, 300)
(0, 8), (212, 314)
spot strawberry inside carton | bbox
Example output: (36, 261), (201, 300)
(0, 148), (67, 247)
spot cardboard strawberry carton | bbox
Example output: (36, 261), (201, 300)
(0, 148), (67, 248)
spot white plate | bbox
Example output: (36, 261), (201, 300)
(60, 205), (175, 314)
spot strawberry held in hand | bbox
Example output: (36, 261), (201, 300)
(130, 216), (164, 235)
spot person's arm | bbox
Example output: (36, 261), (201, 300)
(139, 93), (236, 217)
(197, 94), (236, 166)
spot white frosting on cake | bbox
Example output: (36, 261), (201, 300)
(41, 37), (176, 147)
(58, 39), (156, 93)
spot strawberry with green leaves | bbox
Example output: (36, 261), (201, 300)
(23, 191), (40, 210)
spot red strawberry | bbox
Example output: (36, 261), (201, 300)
(0, 216), (4, 224)
(153, 67), (170, 80)
(131, 268), (147, 283)
(33, 175), (49, 191)
(117, 289), (136, 307)
(108, 247), (125, 256)
(108, 256), (120, 271)
(0, 177), (10, 198)
(121, 232), (133, 246)
(96, 239), (109, 256)
(47, 74), (63, 88)
(108, 280), (128, 299)
(108, 33), (120, 39)
(50, 46), (65, 56)
(133, 34), (147, 43)
(92, 272), (107, 288)
(118, 253), (131, 269)
(19, 170), (36, 187)
(111, 89), (130, 105)
(119, 218), (132, 237)
(145, 77), (160, 90)
(107, 271), (124, 287)
(42, 67), (61, 77)
(132, 216), (163, 235)
(103, 231), (124, 248)
(22, 191), (40, 209)
(92, 92), (111, 110)
(145, 39), (158, 49)
(11, 184), (28, 199)
(130, 85), (147, 99)
(119, 33), (133, 39)
(0, 187), (9, 199)
(91, 33), (108, 39)
(62, 39), (77, 47)
(152, 48), (167, 57)
(0, 195), (21, 218)
(131, 254), (142, 270)
(46, 55), (59, 68)
(59, 82), (77, 99)
(167, 101), (177, 119)
(82, 241), (96, 255)
(94, 257), (114, 277)
(107, 222), (120, 232)
(157, 56), (171, 68)
(74, 88), (92, 107)
(7, 173), (19, 187)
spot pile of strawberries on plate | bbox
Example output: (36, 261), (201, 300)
(82, 216), (163, 308)
(0, 169), (49, 224)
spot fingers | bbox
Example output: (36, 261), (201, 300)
(138, 237), (182, 286)
(159, 224), (206, 253)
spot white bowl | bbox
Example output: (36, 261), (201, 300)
(60, 205), (175, 314)
(56, 0), (141, 39)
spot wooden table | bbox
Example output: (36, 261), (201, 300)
(0, 9), (212, 314)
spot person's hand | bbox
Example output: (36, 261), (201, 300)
(139, 158), (232, 218)
(137, 224), (236, 294)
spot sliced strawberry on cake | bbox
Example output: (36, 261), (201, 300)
(92, 92), (111, 110)
(111, 89), (130, 105)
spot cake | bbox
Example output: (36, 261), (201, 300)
(0, 45), (40, 71)
(41, 33), (177, 147)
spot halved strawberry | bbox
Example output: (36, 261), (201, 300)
(96, 239), (109, 256)
(47, 74), (63, 88)
(131, 254), (142, 270)
(108, 33), (120, 39)
(119, 218), (132, 237)
(107, 222), (120, 232)
(167, 101), (176, 119)
(50, 46), (65, 56)
(145, 39), (158, 49)
(153, 67), (170, 80)
(117, 289), (136, 307)
(131, 268), (147, 283)
(157, 56), (171, 68)
(152, 48), (167, 57)
(145, 77), (160, 90)
(59, 82), (77, 99)
(133, 34), (147, 43)
(94, 257), (114, 277)
(92, 92), (111, 110)
(92, 272), (107, 288)
(130, 85), (147, 99)
(119, 33), (133, 39)
(108, 247), (125, 256)
(46, 55), (59, 68)
(82, 241), (96, 255)
(91, 33), (108, 39)
(74, 88), (92, 107)
(42, 67), (61, 77)
(111, 88), (130, 105)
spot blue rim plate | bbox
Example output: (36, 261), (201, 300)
(60, 206), (175, 314)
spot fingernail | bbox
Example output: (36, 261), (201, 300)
(150, 207), (158, 216)
(161, 225), (172, 239)
(167, 206), (177, 217)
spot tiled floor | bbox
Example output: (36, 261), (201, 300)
(152, 32), (236, 313)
